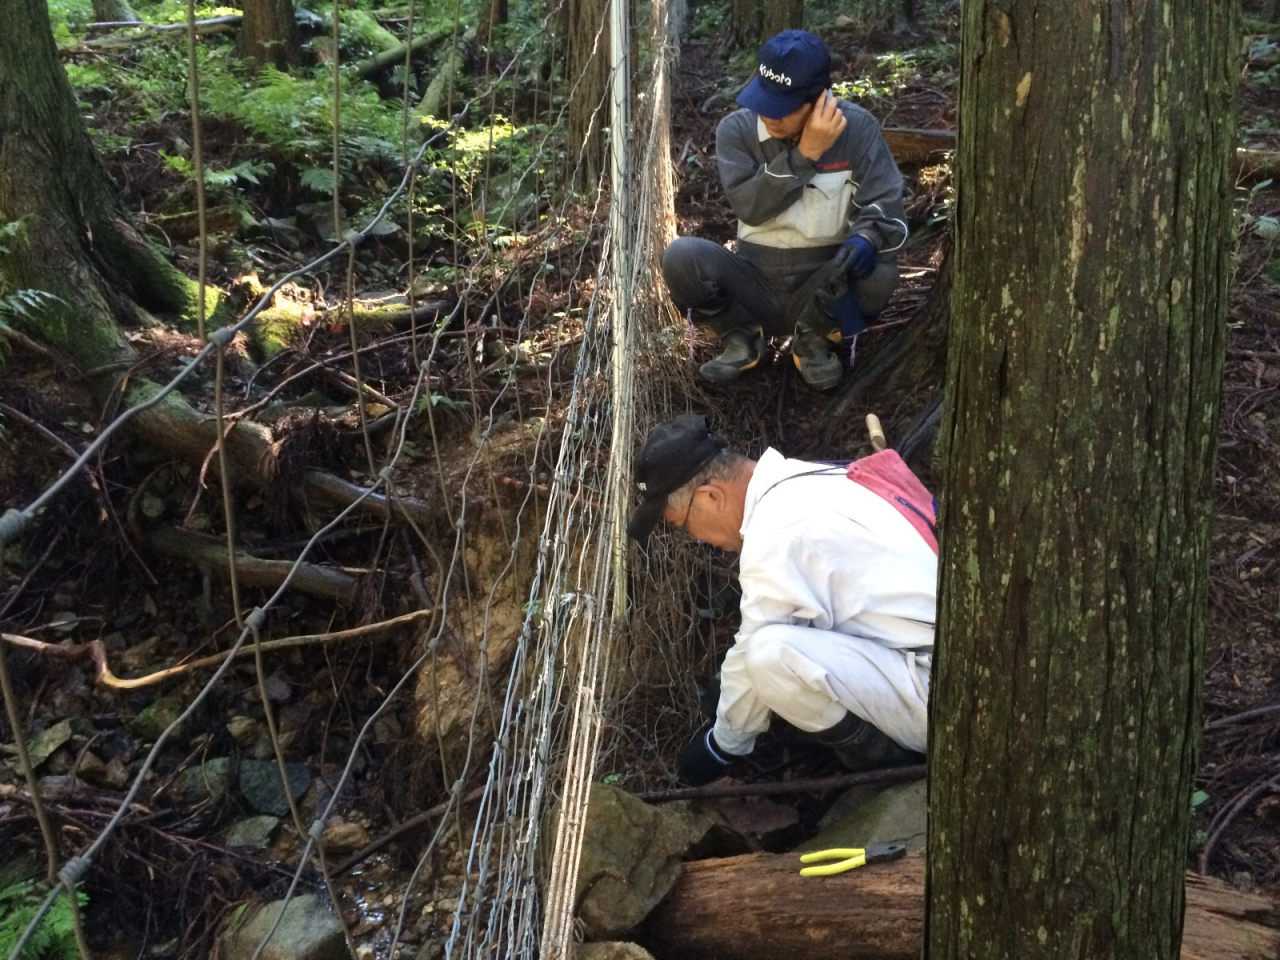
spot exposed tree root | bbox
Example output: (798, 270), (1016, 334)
(1, 609), (431, 688)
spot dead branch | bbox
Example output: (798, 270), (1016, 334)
(148, 526), (363, 602)
(331, 780), (495, 876)
(636, 765), (926, 803)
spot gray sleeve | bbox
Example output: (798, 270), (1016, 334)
(845, 107), (909, 252)
(715, 110), (818, 227)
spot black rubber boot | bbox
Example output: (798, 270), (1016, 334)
(699, 328), (764, 383)
(811, 713), (924, 772)
(791, 326), (842, 390)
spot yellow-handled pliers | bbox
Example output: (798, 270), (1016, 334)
(798, 842), (906, 877)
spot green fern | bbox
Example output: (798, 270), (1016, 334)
(0, 880), (86, 960)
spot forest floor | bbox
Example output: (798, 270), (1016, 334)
(1, 3), (1278, 956)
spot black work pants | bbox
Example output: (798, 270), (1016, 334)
(660, 236), (899, 339)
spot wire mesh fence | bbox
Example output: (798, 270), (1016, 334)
(0, 0), (723, 957)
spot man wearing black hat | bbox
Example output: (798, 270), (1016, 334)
(628, 415), (935, 784)
(662, 30), (908, 390)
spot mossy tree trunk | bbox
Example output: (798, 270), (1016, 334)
(0, 0), (264, 478)
(0, 0), (216, 375)
(926, 1), (1238, 958)
(239, 0), (302, 71)
(564, 0), (609, 188)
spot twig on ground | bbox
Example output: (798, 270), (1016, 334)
(1199, 772), (1280, 875)
(332, 782), (492, 876)
(0, 609), (431, 689)
(1206, 703), (1280, 731)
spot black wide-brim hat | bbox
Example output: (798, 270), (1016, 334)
(626, 415), (727, 543)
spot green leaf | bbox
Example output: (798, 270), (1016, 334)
(300, 167), (337, 196)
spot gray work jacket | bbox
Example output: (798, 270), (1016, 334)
(715, 101), (908, 254)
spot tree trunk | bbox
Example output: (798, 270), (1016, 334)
(927, 1), (1238, 958)
(0, 0), (250, 485)
(0, 0), (217, 369)
(726, 0), (762, 47)
(563, 0), (609, 188)
(238, 0), (301, 71)
(643, 852), (1280, 960)
(762, 0), (802, 37)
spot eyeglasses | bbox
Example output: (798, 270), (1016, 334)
(666, 490), (696, 537)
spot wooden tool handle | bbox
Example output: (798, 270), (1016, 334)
(865, 414), (887, 451)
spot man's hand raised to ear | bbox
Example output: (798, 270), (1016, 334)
(798, 90), (848, 161)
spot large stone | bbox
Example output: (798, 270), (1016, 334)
(798, 776), (927, 854)
(577, 943), (656, 960)
(551, 782), (711, 940)
(224, 815), (280, 850)
(130, 693), (188, 743)
(221, 894), (349, 960)
(172, 758), (234, 805)
(239, 759), (311, 816)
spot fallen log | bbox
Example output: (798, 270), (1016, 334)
(149, 526), (362, 602)
(881, 128), (1280, 183)
(643, 851), (1280, 960)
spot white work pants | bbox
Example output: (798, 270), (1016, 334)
(739, 624), (929, 753)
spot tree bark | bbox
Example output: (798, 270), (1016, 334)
(238, 0), (301, 71)
(643, 853), (1280, 960)
(0, 0), (218, 366)
(927, 2), (1238, 959)
(563, 0), (609, 188)
(725, 0), (762, 47)
(762, 0), (803, 38)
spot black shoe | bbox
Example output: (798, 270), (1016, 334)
(699, 329), (764, 383)
(811, 713), (924, 772)
(791, 327), (843, 390)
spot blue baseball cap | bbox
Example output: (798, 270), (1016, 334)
(737, 30), (832, 119)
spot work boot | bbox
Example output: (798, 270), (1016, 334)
(811, 713), (924, 773)
(791, 327), (843, 391)
(699, 329), (764, 383)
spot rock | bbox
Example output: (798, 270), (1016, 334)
(577, 943), (657, 960)
(172, 758), (234, 805)
(130, 692), (187, 742)
(75, 751), (109, 785)
(548, 782), (712, 940)
(221, 894), (349, 960)
(224, 815), (280, 850)
(711, 796), (800, 849)
(239, 759), (311, 816)
(226, 716), (260, 748)
(798, 776), (927, 855)
(22, 719), (72, 769)
(321, 818), (372, 854)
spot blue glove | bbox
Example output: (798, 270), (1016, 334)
(837, 235), (878, 281)
(678, 726), (732, 785)
(819, 285), (866, 339)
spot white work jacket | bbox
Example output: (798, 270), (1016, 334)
(713, 449), (938, 755)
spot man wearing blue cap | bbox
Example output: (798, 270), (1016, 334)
(662, 30), (908, 389)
